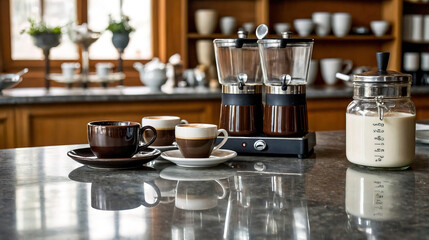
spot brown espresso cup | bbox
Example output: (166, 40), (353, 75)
(175, 124), (228, 158)
(142, 116), (188, 146)
(87, 121), (157, 158)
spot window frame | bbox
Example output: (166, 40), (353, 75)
(0, 0), (159, 85)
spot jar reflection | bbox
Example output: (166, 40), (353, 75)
(345, 166), (415, 236)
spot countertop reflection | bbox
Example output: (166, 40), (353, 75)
(1, 131), (429, 239)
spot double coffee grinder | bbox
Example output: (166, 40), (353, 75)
(214, 27), (316, 158)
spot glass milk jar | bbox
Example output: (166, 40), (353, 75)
(346, 52), (416, 170)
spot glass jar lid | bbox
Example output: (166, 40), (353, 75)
(353, 52), (411, 83)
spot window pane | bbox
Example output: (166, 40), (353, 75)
(10, 0), (78, 60)
(88, 0), (152, 60)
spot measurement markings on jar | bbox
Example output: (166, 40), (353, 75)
(373, 122), (385, 162)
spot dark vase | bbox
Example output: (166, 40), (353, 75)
(112, 33), (130, 51)
(32, 33), (61, 50)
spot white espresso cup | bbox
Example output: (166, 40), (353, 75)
(96, 62), (114, 79)
(175, 124), (228, 158)
(320, 58), (353, 85)
(332, 12), (352, 37)
(312, 12), (331, 37)
(61, 62), (80, 80)
(195, 9), (217, 35)
(175, 180), (227, 210)
(220, 16), (236, 35)
(142, 116), (188, 146)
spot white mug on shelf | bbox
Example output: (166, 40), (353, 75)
(404, 14), (423, 42)
(424, 15), (429, 42)
(320, 58), (353, 85)
(220, 16), (236, 35)
(403, 52), (420, 72)
(195, 9), (217, 35)
(312, 12), (331, 37)
(332, 12), (352, 37)
(421, 52), (429, 71)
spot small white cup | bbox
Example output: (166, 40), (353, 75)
(61, 62), (80, 79)
(242, 22), (255, 34)
(195, 9), (217, 35)
(312, 12), (331, 37)
(220, 16), (236, 35)
(320, 58), (353, 85)
(274, 23), (291, 35)
(307, 59), (318, 85)
(96, 63), (114, 79)
(403, 52), (420, 72)
(332, 12), (352, 37)
(370, 20), (390, 37)
(294, 19), (313, 37)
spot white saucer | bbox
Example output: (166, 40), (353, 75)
(416, 130), (429, 144)
(151, 144), (178, 151)
(160, 165), (236, 181)
(161, 149), (237, 168)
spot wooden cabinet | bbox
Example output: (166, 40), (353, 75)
(0, 107), (15, 149)
(12, 99), (220, 148)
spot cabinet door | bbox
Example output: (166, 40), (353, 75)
(307, 98), (350, 131)
(14, 100), (221, 147)
(0, 107), (15, 149)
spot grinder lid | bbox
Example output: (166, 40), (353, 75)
(353, 52), (411, 83)
(213, 30), (258, 48)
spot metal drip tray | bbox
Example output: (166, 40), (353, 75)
(216, 132), (316, 158)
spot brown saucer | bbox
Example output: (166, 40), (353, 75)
(67, 147), (161, 169)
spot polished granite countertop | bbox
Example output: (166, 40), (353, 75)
(0, 131), (429, 239)
(1, 86), (429, 105)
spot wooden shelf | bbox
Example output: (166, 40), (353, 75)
(403, 40), (429, 44)
(404, 0), (429, 5)
(188, 32), (394, 41)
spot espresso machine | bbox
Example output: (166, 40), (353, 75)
(214, 28), (315, 158)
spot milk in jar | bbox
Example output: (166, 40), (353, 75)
(345, 52), (416, 169)
(346, 112), (416, 168)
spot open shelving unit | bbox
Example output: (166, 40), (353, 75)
(182, 0), (404, 85)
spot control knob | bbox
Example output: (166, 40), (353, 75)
(254, 140), (267, 151)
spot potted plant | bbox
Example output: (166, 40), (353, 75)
(21, 18), (62, 50)
(106, 15), (135, 51)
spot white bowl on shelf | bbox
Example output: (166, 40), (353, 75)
(370, 20), (390, 37)
(293, 19), (313, 37)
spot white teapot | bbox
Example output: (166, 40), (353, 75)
(134, 58), (167, 91)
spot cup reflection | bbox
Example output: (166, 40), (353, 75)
(69, 166), (161, 211)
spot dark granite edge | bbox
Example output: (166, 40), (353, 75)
(0, 86), (428, 105)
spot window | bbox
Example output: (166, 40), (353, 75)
(88, 0), (152, 60)
(8, 0), (153, 62)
